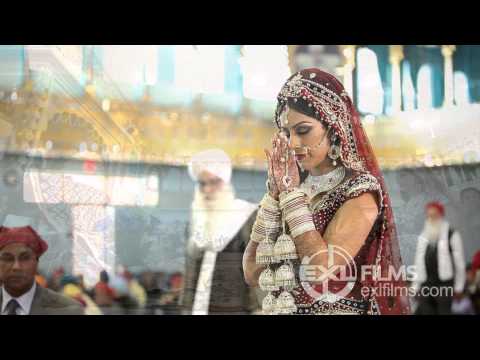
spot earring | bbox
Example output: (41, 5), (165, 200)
(280, 104), (289, 126)
(328, 144), (341, 166)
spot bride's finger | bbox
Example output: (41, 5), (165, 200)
(271, 142), (277, 165)
(268, 146), (278, 172)
(264, 149), (273, 172)
(288, 149), (296, 166)
(267, 152), (277, 184)
(272, 137), (280, 165)
(277, 136), (288, 162)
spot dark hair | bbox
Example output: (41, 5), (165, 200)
(100, 270), (109, 283)
(285, 97), (339, 184)
(286, 97), (339, 146)
(60, 275), (79, 288)
(287, 97), (320, 123)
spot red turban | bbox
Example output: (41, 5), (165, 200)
(0, 226), (48, 257)
(472, 250), (480, 275)
(425, 201), (445, 217)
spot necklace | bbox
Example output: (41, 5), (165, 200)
(302, 166), (346, 196)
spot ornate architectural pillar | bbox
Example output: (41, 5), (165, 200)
(84, 45), (96, 97)
(287, 45), (299, 73)
(389, 45), (404, 113)
(340, 45), (356, 101)
(442, 45), (456, 107)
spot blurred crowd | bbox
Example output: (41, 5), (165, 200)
(35, 266), (184, 315)
(409, 249), (480, 315)
(461, 251), (480, 314)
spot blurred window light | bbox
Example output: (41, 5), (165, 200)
(102, 45), (158, 85)
(240, 45), (291, 101)
(363, 114), (376, 124)
(174, 45), (225, 94)
(417, 64), (433, 110)
(356, 47), (384, 115)
(51, 45), (84, 83)
(102, 98), (111, 112)
(454, 71), (470, 106)
(174, 45), (200, 91)
(25, 45), (84, 91)
(197, 45), (225, 94)
(1, 45), (26, 90)
(402, 61), (416, 111)
(144, 46), (159, 86)
(23, 171), (159, 207)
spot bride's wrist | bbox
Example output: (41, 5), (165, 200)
(279, 189), (316, 238)
(269, 190), (279, 201)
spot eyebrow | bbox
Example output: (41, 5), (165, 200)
(0, 251), (33, 257)
(19, 251), (34, 256)
(282, 121), (312, 131)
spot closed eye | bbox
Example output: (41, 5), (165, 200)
(295, 126), (312, 135)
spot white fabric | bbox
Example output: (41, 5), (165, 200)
(190, 198), (257, 315)
(192, 251), (218, 315)
(188, 149), (232, 184)
(1, 282), (36, 315)
(190, 195), (256, 252)
(413, 221), (466, 294)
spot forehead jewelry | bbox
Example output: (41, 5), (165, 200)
(280, 103), (289, 127)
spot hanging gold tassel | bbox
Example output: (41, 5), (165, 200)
(262, 292), (277, 315)
(273, 233), (298, 262)
(275, 290), (297, 314)
(274, 262), (297, 290)
(259, 267), (279, 292)
(256, 237), (275, 265)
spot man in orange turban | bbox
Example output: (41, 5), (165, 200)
(0, 226), (84, 315)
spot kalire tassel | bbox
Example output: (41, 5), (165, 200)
(259, 267), (279, 292)
(275, 290), (297, 314)
(274, 262), (297, 290)
(262, 292), (277, 315)
(273, 233), (298, 262)
(256, 237), (275, 265)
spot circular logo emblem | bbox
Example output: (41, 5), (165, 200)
(299, 245), (357, 303)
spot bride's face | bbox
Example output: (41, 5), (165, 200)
(281, 108), (331, 172)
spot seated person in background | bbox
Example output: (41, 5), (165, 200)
(123, 270), (147, 310)
(48, 267), (65, 292)
(0, 226), (84, 315)
(62, 276), (102, 315)
(467, 260), (480, 314)
(35, 272), (48, 288)
(452, 263), (476, 315)
(93, 270), (117, 308)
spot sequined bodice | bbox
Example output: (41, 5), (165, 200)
(310, 171), (382, 234)
(287, 171), (383, 314)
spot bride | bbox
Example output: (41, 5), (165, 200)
(243, 68), (410, 315)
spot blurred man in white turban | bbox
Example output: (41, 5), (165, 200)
(413, 202), (466, 315)
(181, 149), (261, 315)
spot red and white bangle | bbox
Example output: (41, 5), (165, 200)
(250, 193), (282, 243)
(279, 189), (316, 238)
